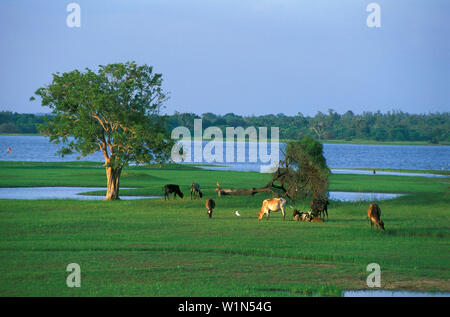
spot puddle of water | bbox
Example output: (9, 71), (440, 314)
(329, 191), (404, 201)
(343, 290), (450, 297)
(0, 187), (403, 201)
(0, 187), (159, 200)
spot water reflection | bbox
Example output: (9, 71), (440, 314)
(0, 187), (157, 200)
(329, 191), (404, 201)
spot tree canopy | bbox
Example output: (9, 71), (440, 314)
(31, 62), (173, 200)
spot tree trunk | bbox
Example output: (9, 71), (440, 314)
(216, 187), (274, 197)
(104, 166), (122, 200)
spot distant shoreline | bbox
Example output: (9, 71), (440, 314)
(317, 139), (450, 146)
(0, 133), (41, 136)
(336, 167), (450, 176)
(1, 133), (449, 146)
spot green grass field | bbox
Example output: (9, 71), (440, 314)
(0, 161), (449, 296)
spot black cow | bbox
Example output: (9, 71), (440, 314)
(163, 184), (184, 200)
(310, 198), (329, 220)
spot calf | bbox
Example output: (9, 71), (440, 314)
(206, 198), (216, 218)
(368, 203), (385, 230)
(292, 209), (312, 222)
(163, 184), (184, 200)
(292, 209), (301, 221)
(190, 182), (203, 199)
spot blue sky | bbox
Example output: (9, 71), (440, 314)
(0, 0), (449, 116)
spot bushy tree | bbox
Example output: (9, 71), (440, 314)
(276, 137), (330, 200)
(31, 62), (173, 200)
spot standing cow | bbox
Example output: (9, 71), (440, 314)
(310, 198), (329, 220)
(258, 198), (286, 220)
(163, 184), (184, 200)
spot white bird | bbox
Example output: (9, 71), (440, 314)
(235, 210), (241, 216)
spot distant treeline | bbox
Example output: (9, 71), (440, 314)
(167, 110), (449, 143)
(1, 110), (449, 143)
(0, 111), (47, 134)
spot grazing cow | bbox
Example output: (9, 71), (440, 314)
(163, 184), (184, 200)
(368, 203), (385, 230)
(258, 198), (287, 220)
(310, 198), (329, 220)
(205, 198), (216, 218)
(190, 182), (203, 199)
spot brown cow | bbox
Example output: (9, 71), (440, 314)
(205, 198), (216, 218)
(368, 203), (385, 230)
(258, 198), (286, 220)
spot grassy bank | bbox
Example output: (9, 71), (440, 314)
(0, 161), (449, 296)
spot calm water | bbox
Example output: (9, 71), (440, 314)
(0, 187), (158, 200)
(0, 187), (402, 201)
(1, 136), (449, 172)
(343, 290), (450, 297)
(328, 191), (403, 201)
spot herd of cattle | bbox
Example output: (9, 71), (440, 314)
(163, 183), (385, 230)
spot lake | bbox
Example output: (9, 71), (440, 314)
(1, 136), (449, 173)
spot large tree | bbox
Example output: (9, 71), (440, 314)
(31, 62), (173, 200)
